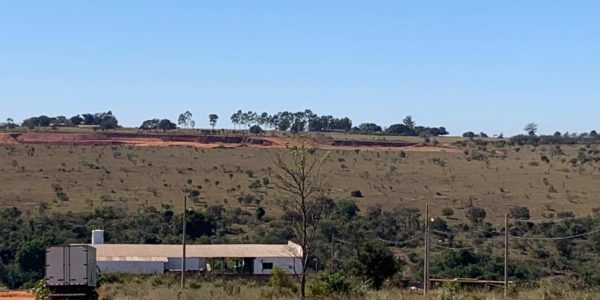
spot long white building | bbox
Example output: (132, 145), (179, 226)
(79, 232), (303, 275)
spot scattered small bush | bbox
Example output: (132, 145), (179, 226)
(307, 272), (353, 298)
(350, 190), (363, 198)
(442, 208), (454, 218)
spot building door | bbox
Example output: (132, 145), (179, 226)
(243, 258), (254, 274)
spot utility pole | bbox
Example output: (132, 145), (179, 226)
(331, 235), (335, 271)
(181, 195), (187, 290)
(504, 213), (508, 298)
(424, 203), (430, 297)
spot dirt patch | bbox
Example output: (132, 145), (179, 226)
(0, 291), (34, 300)
(15, 132), (109, 142)
(0, 132), (283, 148)
(400, 145), (462, 153)
(133, 141), (224, 148)
(0, 133), (18, 144)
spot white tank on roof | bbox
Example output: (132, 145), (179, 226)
(92, 229), (104, 245)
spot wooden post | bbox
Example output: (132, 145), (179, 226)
(504, 213), (508, 298)
(181, 195), (187, 290)
(424, 203), (429, 296)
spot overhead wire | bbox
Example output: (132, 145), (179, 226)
(430, 243), (474, 250)
(430, 229), (504, 241)
(430, 229), (455, 237)
(332, 237), (352, 245)
(509, 228), (600, 241)
(510, 212), (599, 224)
(377, 236), (422, 246)
(425, 214), (600, 251)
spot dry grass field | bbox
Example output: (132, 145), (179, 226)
(1, 130), (599, 223)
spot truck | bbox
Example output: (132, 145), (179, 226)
(45, 245), (98, 300)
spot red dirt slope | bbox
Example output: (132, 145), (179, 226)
(0, 131), (459, 152)
(0, 133), (18, 144)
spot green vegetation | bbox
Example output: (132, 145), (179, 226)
(21, 111), (118, 130)
(2, 196), (600, 294)
(178, 111), (196, 129)
(13, 108), (449, 137)
(208, 114), (219, 129)
(0, 118), (17, 129)
(94, 274), (600, 299)
(509, 131), (600, 145)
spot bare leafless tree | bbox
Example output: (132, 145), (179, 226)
(271, 140), (330, 299)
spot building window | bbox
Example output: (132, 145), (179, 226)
(262, 262), (273, 270)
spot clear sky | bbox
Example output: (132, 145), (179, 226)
(0, 1), (598, 135)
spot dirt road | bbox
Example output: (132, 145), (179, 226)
(0, 291), (34, 300)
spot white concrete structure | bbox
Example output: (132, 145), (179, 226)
(91, 229), (104, 245)
(254, 257), (300, 275)
(84, 241), (302, 275)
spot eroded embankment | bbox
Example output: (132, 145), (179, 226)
(0, 132), (459, 152)
(0, 132), (279, 147)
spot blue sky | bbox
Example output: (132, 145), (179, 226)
(0, 1), (598, 135)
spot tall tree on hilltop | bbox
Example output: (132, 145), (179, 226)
(230, 110), (242, 129)
(403, 115), (415, 130)
(524, 122), (538, 136)
(258, 112), (269, 127)
(208, 114), (219, 129)
(178, 111), (194, 129)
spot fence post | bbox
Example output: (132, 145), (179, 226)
(504, 213), (508, 298)
(181, 195), (187, 290)
(424, 203), (430, 296)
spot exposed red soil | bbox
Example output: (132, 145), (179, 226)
(0, 132), (460, 152)
(0, 291), (34, 300)
(0, 133), (19, 144)
(326, 139), (417, 147)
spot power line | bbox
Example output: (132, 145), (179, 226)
(430, 243), (474, 250)
(460, 213), (600, 229)
(509, 228), (600, 241)
(377, 236), (422, 246)
(332, 237), (352, 245)
(511, 213), (599, 224)
(430, 229), (455, 237)
(430, 229), (504, 240)
(335, 235), (423, 247)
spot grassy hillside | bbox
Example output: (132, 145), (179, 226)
(1, 136), (599, 222)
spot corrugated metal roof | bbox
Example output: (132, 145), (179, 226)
(85, 241), (302, 260)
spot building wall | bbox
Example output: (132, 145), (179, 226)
(166, 257), (205, 271)
(253, 257), (301, 275)
(96, 257), (300, 275)
(97, 261), (165, 274)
